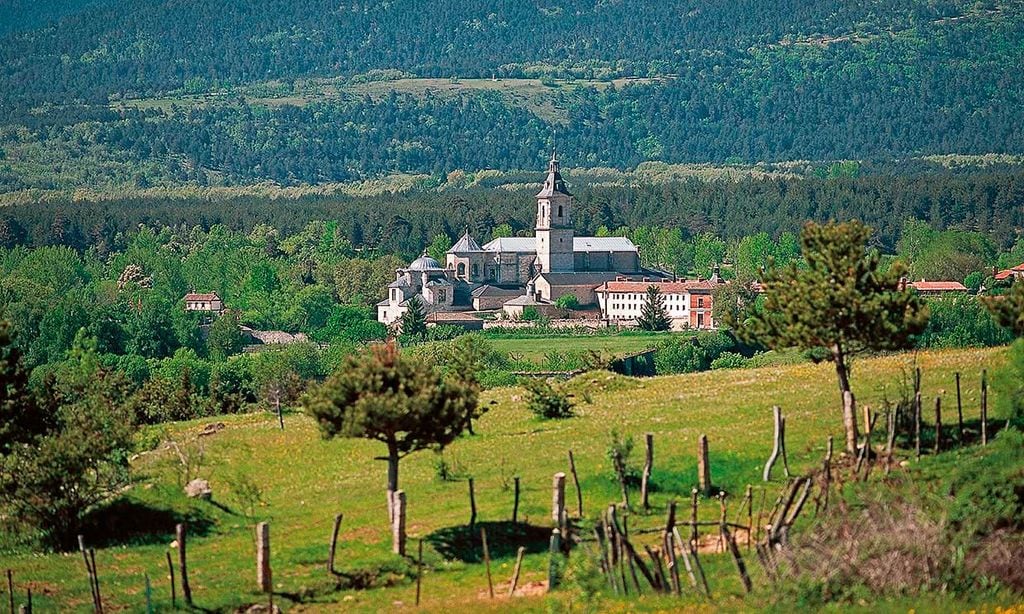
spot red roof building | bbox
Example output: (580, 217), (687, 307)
(995, 263), (1024, 281)
(594, 278), (724, 330)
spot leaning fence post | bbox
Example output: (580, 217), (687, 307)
(256, 522), (271, 594)
(144, 573), (152, 614)
(328, 513), (343, 575)
(763, 406), (783, 481)
(89, 548), (102, 614)
(552, 472), (566, 530)
(697, 434), (711, 494)
(392, 490), (407, 556)
(914, 391), (922, 461)
(934, 397), (942, 454)
(481, 528), (494, 599)
(164, 551), (175, 608)
(78, 535), (99, 613)
(175, 523), (192, 607)
(568, 451), (584, 518)
(641, 433), (654, 510)
(415, 539), (424, 606)
(509, 546), (526, 597)
(468, 478), (477, 529)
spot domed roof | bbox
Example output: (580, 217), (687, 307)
(408, 251), (443, 271)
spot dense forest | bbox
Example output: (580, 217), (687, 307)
(3, 171), (1022, 256)
(0, 0), (1021, 190)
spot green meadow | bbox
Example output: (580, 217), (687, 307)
(0, 346), (1007, 612)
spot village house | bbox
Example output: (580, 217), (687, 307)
(899, 278), (969, 296)
(995, 263), (1024, 282)
(595, 277), (724, 331)
(183, 292), (224, 314)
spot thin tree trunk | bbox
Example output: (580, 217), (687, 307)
(833, 345), (858, 454)
(386, 442), (400, 523)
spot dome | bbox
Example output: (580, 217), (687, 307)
(408, 252), (443, 271)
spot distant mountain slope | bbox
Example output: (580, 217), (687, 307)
(0, 0), (108, 36)
(0, 0), (1021, 187)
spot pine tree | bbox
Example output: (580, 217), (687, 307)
(399, 295), (428, 337)
(637, 285), (672, 331)
(732, 221), (928, 454)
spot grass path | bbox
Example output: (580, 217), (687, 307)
(0, 346), (1006, 612)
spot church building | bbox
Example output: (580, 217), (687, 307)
(377, 153), (666, 327)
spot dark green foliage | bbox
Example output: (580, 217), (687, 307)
(304, 342), (477, 494)
(917, 296), (1012, 348)
(654, 330), (740, 374)
(636, 285), (672, 331)
(521, 377), (575, 419)
(399, 296), (427, 337)
(606, 430), (639, 487)
(982, 282), (1024, 337)
(993, 339), (1024, 422)
(946, 429), (1024, 541)
(0, 321), (45, 454)
(0, 333), (135, 548)
(555, 294), (581, 310)
(207, 310), (245, 360)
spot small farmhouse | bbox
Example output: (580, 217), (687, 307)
(184, 292), (224, 314)
(900, 279), (968, 296)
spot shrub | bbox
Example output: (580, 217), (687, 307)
(710, 351), (746, 370)
(994, 338), (1024, 421)
(555, 294), (581, 310)
(521, 306), (541, 321)
(521, 377), (575, 419)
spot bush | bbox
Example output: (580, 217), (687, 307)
(994, 338), (1024, 422)
(917, 296), (1011, 349)
(521, 377), (575, 419)
(710, 351), (746, 370)
(555, 294), (581, 310)
(521, 306), (541, 321)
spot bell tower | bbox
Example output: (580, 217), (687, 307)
(535, 151), (574, 273)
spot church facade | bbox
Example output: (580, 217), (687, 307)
(377, 153), (665, 327)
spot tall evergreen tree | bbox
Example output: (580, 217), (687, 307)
(637, 285), (672, 331)
(731, 221), (928, 454)
(399, 295), (428, 337)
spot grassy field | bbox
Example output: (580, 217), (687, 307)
(0, 346), (1010, 612)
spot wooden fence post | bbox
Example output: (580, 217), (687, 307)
(914, 391), (922, 461)
(512, 476), (521, 523)
(763, 406), (783, 481)
(415, 539), (424, 606)
(697, 434), (711, 494)
(144, 574), (152, 614)
(256, 522), (271, 594)
(955, 372), (964, 444)
(552, 472), (566, 529)
(568, 451), (584, 518)
(981, 369), (988, 445)
(7, 569), (14, 614)
(327, 513), (343, 575)
(641, 433), (654, 510)
(509, 546), (526, 597)
(468, 478), (477, 529)
(548, 529), (562, 591)
(392, 490), (407, 556)
(78, 535), (99, 613)
(164, 551), (175, 608)
(175, 523), (192, 607)
(481, 528), (494, 599)
(934, 397), (942, 454)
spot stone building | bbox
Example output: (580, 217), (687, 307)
(377, 152), (670, 328)
(595, 278), (724, 330)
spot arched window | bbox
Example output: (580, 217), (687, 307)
(472, 264), (479, 277)
(558, 205), (563, 218)
(457, 263), (466, 277)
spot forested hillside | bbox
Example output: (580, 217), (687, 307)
(0, 0), (1022, 191)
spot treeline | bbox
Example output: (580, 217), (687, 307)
(3, 171), (1022, 256)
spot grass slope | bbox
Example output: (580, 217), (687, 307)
(0, 346), (1007, 612)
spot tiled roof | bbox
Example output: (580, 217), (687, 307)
(910, 280), (967, 292)
(538, 272), (622, 286)
(448, 232), (483, 253)
(595, 279), (724, 293)
(995, 263), (1024, 280)
(471, 285), (523, 297)
(184, 292), (220, 301)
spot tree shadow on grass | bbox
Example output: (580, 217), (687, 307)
(80, 497), (216, 548)
(426, 521), (551, 563)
